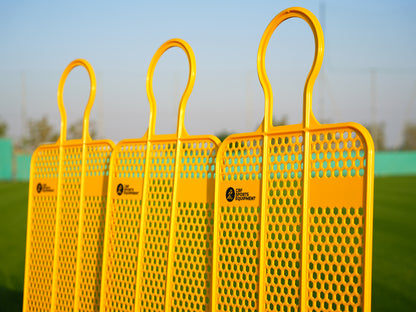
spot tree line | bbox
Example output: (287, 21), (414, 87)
(0, 115), (97, 152)
(215, 116), (416, 151)
(0, 115), (416, 152)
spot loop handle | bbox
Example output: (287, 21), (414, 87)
(146, 38), (196, 138)
(57, 59), (97, 144)
(257, 7), (324, 131)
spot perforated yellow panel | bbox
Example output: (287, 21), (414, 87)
(23, 146), (59, 311)
(139, 141), (176, 312)
(100, 39), (220, 312)
(172, 139), (217, 312)
(54, 146), (82, 312)
(265, 133), (304, 311)
(211, 8), (374, 312)
(100, 141), (147, 311)
(215, 136), (264, 312)
(77, 143), (112, 311)
(23, 59), (114, 312)
(307, 128), (369, 312)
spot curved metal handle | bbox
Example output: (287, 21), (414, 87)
(257, 7), (324, 130)
(146, 38), (196, 138)
(57, 59), (96, 143)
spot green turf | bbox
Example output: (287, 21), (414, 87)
(0, 178), (415, 311)
(0, 182), (28, 310)
(372, 176), (416, 311)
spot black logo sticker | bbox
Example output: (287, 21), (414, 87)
(117, 183), (124, 195)
(226, 187), (235, 202)
(226, 187), (256, 202)
(36, 183), (54, 193)
(116, 184), (138, 196)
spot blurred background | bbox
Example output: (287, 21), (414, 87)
(0, 0), (415, 311)
(1, 0), (415, 149)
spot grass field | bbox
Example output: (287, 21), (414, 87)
(371, 176), (416, 311)
(0, 182), (28, 311)
(0, 177), (415, 311)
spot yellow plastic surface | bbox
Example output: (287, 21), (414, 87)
(22, 59), (114, 312)
(211, 7), (374, 312)
(100, 39), (220, 312)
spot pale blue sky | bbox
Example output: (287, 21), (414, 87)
(1, 0), (416, 148)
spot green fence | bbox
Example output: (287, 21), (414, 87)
(1, 145), (416, 181)
(375, 151), (416, 176)
(16, 154), (31, 181)
(0, 139), (13, 180)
